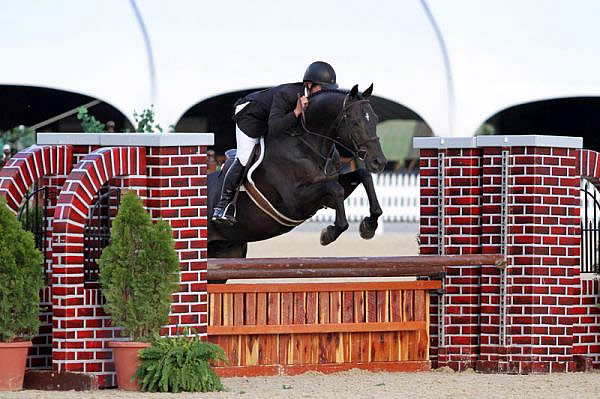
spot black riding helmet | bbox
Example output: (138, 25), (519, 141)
(303, 61), (338, 89)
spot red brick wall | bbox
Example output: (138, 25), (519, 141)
(418, 136), (587, 373)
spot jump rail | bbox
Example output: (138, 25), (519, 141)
(207, 254), (504, 280)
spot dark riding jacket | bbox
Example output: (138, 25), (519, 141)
(234, 83), (303, 138)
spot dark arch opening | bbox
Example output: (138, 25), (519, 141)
(175, 89), (433, 171)
(479, 97), (600, 151)
(0, 85), (133, 133)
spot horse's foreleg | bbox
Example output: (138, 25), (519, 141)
(320, 182), (349, 246)
(339, 167), (382, 239)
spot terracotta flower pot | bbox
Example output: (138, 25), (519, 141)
(109, 341), (151, 390)
(0, 341), (32, 391)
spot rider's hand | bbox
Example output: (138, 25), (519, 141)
(294, 96), (309, 117)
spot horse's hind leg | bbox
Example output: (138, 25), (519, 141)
(320, 183), (349, 246)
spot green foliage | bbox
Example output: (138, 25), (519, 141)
(134, 334), (227, 393)
(0, 198), (44, 342)
(98, 192), (180, 341)
(134, 106), (162, 133)
(475, 123), (496, 136)
(77, 107), (105, 133)
(0, 126), (36, 152)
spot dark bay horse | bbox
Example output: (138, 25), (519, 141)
(207, 84), (387, 258)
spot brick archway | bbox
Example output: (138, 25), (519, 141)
(51, 146), (146, 381)
(579, 149), (600, 184)
(0, 144), (73, 369)
(0, 145), (73, 211)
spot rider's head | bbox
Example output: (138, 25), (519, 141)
(303, 61), (337, 95)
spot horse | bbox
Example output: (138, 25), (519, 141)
(207, 84), (387, 258)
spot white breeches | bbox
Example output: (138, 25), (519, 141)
(235, 102), (259, 166)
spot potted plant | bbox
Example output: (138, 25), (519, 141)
(98, 192), (180, 390)
(0, 198), (44, 390)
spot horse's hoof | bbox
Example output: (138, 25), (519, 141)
(320, 226), (337, 246)
(359, 217), (377, 240)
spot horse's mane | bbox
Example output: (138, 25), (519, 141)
(308, 89), (348, 99)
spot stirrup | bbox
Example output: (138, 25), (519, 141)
(212, 203), (237, 226)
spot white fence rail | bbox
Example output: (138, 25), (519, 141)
(308, 172), (420, 223)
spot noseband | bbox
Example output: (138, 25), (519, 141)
(299, 94), (380, 167)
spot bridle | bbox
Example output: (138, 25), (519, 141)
(299, 93), (380, 175)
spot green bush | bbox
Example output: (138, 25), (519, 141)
(0, 197), (44, 342)
(134, 334), (227, 392)
(77, 107), (105, 133)
(98, 192), (180, 341)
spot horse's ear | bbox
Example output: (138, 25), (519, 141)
(350, 84), (359, 98)
(362, 83), (373, 98)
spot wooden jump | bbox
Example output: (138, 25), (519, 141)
(206, 254), (504, 376)
(207, 254), (504, 280)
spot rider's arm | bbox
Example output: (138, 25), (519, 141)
(268, 89), (298, 136)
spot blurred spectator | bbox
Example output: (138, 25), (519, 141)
(1, 144), (11, 168)
(106, 120), (116, 133)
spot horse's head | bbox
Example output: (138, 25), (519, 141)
(305, 85), (386, 173)
(335, 84), (387, 173)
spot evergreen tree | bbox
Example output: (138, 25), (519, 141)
(98, 192), (180, 341)
(0, 197), (44, 342)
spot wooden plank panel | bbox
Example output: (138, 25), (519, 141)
(246, 335), (259, 366)
(403, 290), (414, 321)
(414, 290), (426, 321)
(390, 331), (400, 361)
(208, 321), (427, 335)
(330, 291), (341, 323)
(367, 291), (377, 323)
(268, 293), (281, 325)
(208, 280), (442, 293)
(377, 291), (388, 322)
(390, 290), (402, 322)
(399, 331), (409, 361)
(342, 292), (354, 323)
(210, 293), (222, 326)
(281, 293), (293, 324)
(318, 333), (336, 363)
(294, 292), (306, 324)
(223, 293), (234, 326)
(292, 333), (302, 364)
(234, 293), (244, 325)
(256, 293), (267, 325)
(246, 292), (256, 325)
(370, 331), (388, 362)
(280, 334), (291, 365)
(306, 292), (317, 324)
(342, 332), (352, 362)
(319, 292), (330, 324)
(354, 291), (365, 323)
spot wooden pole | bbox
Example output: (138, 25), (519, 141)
(207, 254), (504, 281)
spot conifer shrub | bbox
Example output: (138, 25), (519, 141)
(98, 192), (180, 341)
(134, 333), (227, 393)
(0, 197), (44, 342)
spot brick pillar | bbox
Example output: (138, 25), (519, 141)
(416, 135), (583, 373)
(416, 138), (482, 371)
(145, 143), (209, 337)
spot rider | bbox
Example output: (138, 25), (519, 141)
(211, 61), (338, 226)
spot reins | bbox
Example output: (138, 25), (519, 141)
(298, 94), (379, 176)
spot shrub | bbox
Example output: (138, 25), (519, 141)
(134, 334), (227, 392)
(98, 192), (180, 341)
(77, 107), (105, 133)
(0, 197), (44, 342)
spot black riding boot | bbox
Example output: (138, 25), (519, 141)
(212, 159), (245, 226)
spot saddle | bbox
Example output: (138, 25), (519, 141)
(222, 138), (306, 227)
